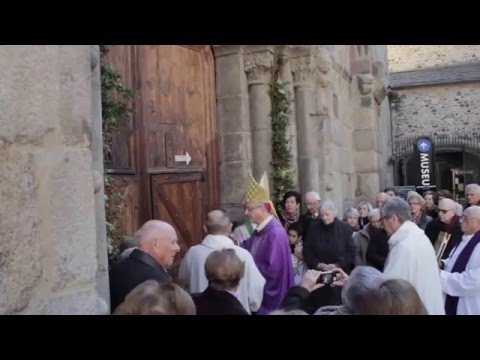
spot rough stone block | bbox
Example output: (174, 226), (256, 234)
(0, 46), (59, 145)
(39, 288), (107, 315)
(354, 129), (378, 151)
(47, 149), (98, 291)
(215, 54), (247, 97)
(217, 95), (250, 133)
(353, 108), (376, 131)
(59, 46), (92, 146)
(0, 148), (42, 314)
(221, 161), (252, 204)
(355, 151), (379, 173)
(356, 173), (380, 201)
(221, 133), (251, 162)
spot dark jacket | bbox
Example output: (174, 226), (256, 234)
(298, 213), (320, 244)
(109, 249), (171, 313)
(415, 212), (433, 230)
(192, 286), (248, 315)
(365, 228), (390, 271)
(280, 285), (310, 312)
(303, 218), (356, 312)
(304, 218), (356, 272)
(425, 216), (463, 260)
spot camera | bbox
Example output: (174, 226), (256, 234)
(317, 271), (338, 285)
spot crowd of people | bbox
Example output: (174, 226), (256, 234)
(108, 174), (480, 315)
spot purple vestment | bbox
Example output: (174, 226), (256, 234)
(242, 217), (295, 314)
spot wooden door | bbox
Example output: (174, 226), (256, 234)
(104, 45), (219, 270)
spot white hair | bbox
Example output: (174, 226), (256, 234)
(321, 200), (337, 212)
(466, 184), (480, 194)
(342, 266), (384, 314)
(368, 208), (380, 218)
(305, 191), (321, 201)
(465, 205), (480, 219)
(344, 208), (359, 218)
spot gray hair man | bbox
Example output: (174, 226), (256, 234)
(353, 208), (382, 267)
(304, 191), (321, 219)
(380, 197), (445, 315)
(179, 210), (265, 314)
(375, 192), (389, 209)
(315, 266), (385, 315)
(425, 198), (463, 261)
(465, 184), (480, 209)
(441, 206), (480, 315)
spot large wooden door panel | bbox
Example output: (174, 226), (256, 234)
(151, 173), (204, 260)
(102, 45), (219, 255)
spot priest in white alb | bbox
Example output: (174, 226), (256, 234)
(441, 205), (480, 315)
(381, 197), (445, 315)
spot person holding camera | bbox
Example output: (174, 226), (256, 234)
(303, 201), (356, 313)
(280, 266), (384, 315)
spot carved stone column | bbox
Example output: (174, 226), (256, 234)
(244, 48), (274, 181)
(290, 51), (321, 196)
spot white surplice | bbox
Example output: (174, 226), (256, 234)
(178, 234), (265, 314)
(383, 221), (445, 315)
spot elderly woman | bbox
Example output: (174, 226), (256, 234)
(303, 200), (356, 312)
(114, 280), (196, 315)
(192, 249), (249, 315)
(357, 201), (373, 230)
(344, 208), (360, 234)
(359, 279), (428, 315)
(407, 191), (432, 230)
(423, 191), (438, 219)
(279, 190), (302, 230)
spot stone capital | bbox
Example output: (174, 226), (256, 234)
(290, 55), (317, 87)
(244, 52), (274, 85)
(212, 45), (244, 58)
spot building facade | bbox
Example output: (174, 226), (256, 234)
(389, 45), (480, 202)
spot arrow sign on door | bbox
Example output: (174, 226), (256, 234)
(174, 152), (192, 166)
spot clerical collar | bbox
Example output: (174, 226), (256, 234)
(257, 215), (274, 231)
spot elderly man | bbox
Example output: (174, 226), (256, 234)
(109, 220), (180, 313)
(300, 191), (322, 242)
(381, 197), (445, 315)
(375, 192), (388, 208)
(365, 209), (390, 271)
(441, 206), (480, 315)
(425, 198), (463, 261)
(242, 173), (295, 314)
(354, 208), (387, 267)
(465, 184), (480, 209)
(179, 209), (265, 314)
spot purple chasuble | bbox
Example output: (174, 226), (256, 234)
(242, 217), (295, 314)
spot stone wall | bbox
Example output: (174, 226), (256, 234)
(389, 46), (480, 169)
(388, 45), (480, 72)
(0, 46), (108, 314)
(214, 45), (391, 218)
(391, 83), (480, 141)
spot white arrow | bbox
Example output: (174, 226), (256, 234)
(174, 151), (192, 166)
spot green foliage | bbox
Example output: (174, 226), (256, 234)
(270, 47), (295, 210)
(100, 46), (135, 262)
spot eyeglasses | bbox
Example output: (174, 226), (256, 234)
(244, 204), (263, 212)
(461, 216), (480, 222)
(379, 216), (390, 222)
(438, 209), (452, 214)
